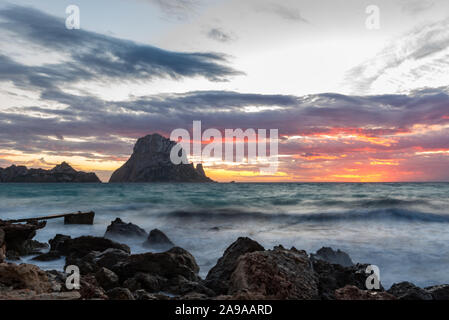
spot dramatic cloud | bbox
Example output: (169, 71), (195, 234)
(0, 5), (242, 88)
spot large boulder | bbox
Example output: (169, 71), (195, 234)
(335, 285), (396, 300)
(205, 237), (264, 295)
(104, 218), (148, 239)
(311, 247), (354, 267)
(425, 284), (449, 300)
(0, 228), (5, 263)
(143, 229), (174, 249)
(0, 263), (53, 294)
(95, 267), (120, 291)
(387, 282), (433, 300)
(229, 246), (319, 300)
(119, 247), (200, 282)
(109, 133), (214, 183)
(312, 259), (378, 300)
(59, 236), (130, 258)
(0, 221), (47, 255)
(0, 162), (100, 183)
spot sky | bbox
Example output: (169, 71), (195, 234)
(0, 0), (449, 182)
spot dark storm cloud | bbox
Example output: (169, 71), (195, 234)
(0, 5), (242, 86)
(1, 87), (449, 159)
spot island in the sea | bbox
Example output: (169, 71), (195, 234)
(0, 162), (100, 183)
(109, 133), (214, 183)
(0, 134), (214, 183)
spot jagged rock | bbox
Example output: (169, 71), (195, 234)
(109, 133), (214, 183)
(425, 284), (449, 300)
(78, 274), (108, 300)
(0, 162), (100, 183)
(335, 285), (396, 300)
(119, 247), (200, 282)
(311, 247), (354, 267)
(229, 246), (319, 300)
(123, 272), (164, 292)
(32, 251), (62, 262)
(6, 250), (21, 261)
(95, 248), (130, 272)
(143, 229), (174, 249)
(59, 236), (130, 258)
(95, 267), (119, 291)
(66, 251), (101, 275)
(387, 282), (433, 300)
(0, 228), (5, 263)
(48, 234), (71, 252)
(0, 263), (53, 294)
(0, 221), (46, 255)
(205, 237), (264, 295)
(106, 287), (135, 300)
(23, 240), (49, 255)
(104, 218), (147, 239)
(312, 259), (378, 300)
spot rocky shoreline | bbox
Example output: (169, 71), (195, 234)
(0, 218), (448, 300)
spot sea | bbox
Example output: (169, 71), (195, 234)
(1, 182), (449, 288)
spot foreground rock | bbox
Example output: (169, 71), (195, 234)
(335, 285), (396, 300)
(0, 162), (100, 183)
(425, 284), (449, 300)
(109, 133), (214, 183)
(104, 218), (148, 239)
(0, 263), (53, 294)
(0, 229), (5, 263)
(229, 246), (319, 299)
(205, 237), (264, 295)
(143, 229), (174, 249)
(387, 282), (433, 300)
(0, 220), (47, 256)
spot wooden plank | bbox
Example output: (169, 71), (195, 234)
(5, 211), (95, 224)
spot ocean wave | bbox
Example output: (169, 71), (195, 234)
(160, 208), (449, 223)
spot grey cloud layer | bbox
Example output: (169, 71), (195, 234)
(0, 5), (242, 88)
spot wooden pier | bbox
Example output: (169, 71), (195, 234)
(5, 211), (95, 225)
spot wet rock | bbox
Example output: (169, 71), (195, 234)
(122, 272), (164, 292)
(335, 285), (396, 300)
(0, 228), (5, 263)
(6, 250), (21, 261)
(311, 247), (354, 267)
(119, 247), (200, 282)
(205, 237), (264, 295)
(95, 267), (119, 291)
(312, 259), (377, 300)
(48, 234), (71, 252)
(106, 287), (135, 300)
(45, 270), (67, 292)
(425, 284), (449, 300)
(23, 240), (49, 255)
(142, 229), (174, 249)
(229, 246), (319, 300)
(66, 250), (103, 275)
(0, 221), (46, 255)
(104, 218), (147, 239)
(78, 274), (108, 300)
(387, 282), (433, 300)
(60, 236), (130, 258)
(0, 263), (52, 294)
(96, 248), (130, 272)
(32, 251), (62, 262)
